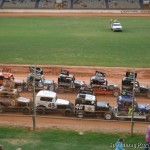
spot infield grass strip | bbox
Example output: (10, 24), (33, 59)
(0, 17), (150, 67)
(0, 127), (146, 150)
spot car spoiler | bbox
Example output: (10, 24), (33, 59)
(126, 72), (137, 78)
(95, 71), (106, 77)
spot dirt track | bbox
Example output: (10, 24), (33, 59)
(0, 64), (150, 133)
(0, 11), (150, 133)
(0, 12), (150, 17)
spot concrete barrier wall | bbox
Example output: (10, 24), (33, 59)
(0, 9), (150, 13)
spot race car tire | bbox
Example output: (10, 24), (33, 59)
(77, 112), (84, 118)
(147, 93), (150, 99)
(27, 86), (33, 92)
(22, 107), (31, 115)
(11, 100), (16, 107)
(0, 106), (4, 113)
(104, 112), (113, 120)
(146, 115), (150, 122)
(17, 86), (23, 93)
(64, 109), (72, 116)
(37, 107), (46, 115)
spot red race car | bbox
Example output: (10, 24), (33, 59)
(92, 84), (121, 97)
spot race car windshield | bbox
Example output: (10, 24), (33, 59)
(113, 23), (121, 26)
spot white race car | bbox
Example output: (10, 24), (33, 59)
(111, 22), (123, 32)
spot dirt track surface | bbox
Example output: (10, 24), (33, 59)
(0, 64), (150, 133)
(0, 12), (150, 17)
(0, 9), (150, 133)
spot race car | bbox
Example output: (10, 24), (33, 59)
(90, 71), (107, 86)
(111, 22), (123, 32)
(92, 84), (121, 97)
(57, 69), (85, 93)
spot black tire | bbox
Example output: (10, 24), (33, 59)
(17, 86), (23, 92)
(11, 100), (16, 107)
(0, 106), (4, 113)
(147, 93), (150, 99)
(37, 107), (46, 115)
(22, 107), (31, 115)
(77, 112), (84, 118)
(104, 112), (113, 120)
(146, 115), (150, 122)
(64, 109), (72, 116)
(27, 86), (33, 92)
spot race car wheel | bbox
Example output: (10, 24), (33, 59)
(17, 86), (23, 92)
(11, 100), (16, 107)
(147, 93), (150, 99)
(104, 112), (113, 120)
(64, 109), (72, 116)
(0, 106), (4, 113)
(78, 112), (84, 118)
(37, 107), (46, 115)
(27, 86), (33, 92)
(22, 107), (31, 115)
(113, 91), (120, 97)
(146, 115), (150, 122)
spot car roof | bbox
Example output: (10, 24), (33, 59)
(0, 72), (13, 78)
(122, 77), (138, 82)
(43, 80), (54, 84)
(112, 23), (121, 26)
(59, 73), (74, 78)
(118, 95), (136, 102)
(77, 93), (96, 101)
(36, 90), (56, 98)
(97, 102), (108, 107)
(113, 22), (121, 24)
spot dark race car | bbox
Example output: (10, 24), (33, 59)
(122, 72), (150, 98)
(90, 71), (107, 86)
(92, 84), (120, 97)
(57, 69), (85, 93)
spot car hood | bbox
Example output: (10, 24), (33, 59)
(14, 79), (24, 84)
(91, 76), (106, 81)
(17, 97), (30, 103)
(139, 84), (149, 90)
(138, 104), (150, 110)
(113, 84), (119, 87)
(56, 99), (69, 105)
(43, 80), (53, 85)
(74, 80), (85, 86)
(97, 102), (109, 108)
(113, 25), (122, 29)
(108, 84), (119, 88)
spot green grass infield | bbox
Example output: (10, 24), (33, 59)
(0, 126), (146, 150)
(0, 17), (150, 67)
